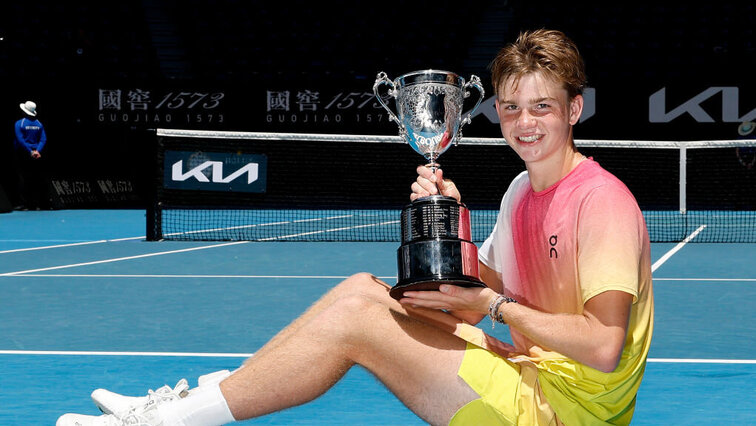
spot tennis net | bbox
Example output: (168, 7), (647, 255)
(146, 129), (756, 243)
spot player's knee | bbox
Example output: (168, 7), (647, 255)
(317, 293), (379, 341)
(334, 292), (375, 315)
(332, 275), (390, 313)
(339, 272), (386, 294)
(346, 272), (378, 284)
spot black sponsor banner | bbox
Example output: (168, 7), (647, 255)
(164, 151), (267, 193)
(92, 83), (755, 141)
(49, 178), (141, 208)
(96, 89), (227, 127)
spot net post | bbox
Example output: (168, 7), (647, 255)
(146, 201), (162, 241)
(679, 146), (687, 215)
(146, 130), (164, 241)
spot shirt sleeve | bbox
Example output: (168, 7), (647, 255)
(478, 171), (530, 273)
(577, 184), (645, 303)
(478, 217), (500, 271)
(14, 120), (33, 152)
(36, 125), (47, 152)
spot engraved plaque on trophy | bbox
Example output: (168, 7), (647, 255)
(373, 70), (487, 300)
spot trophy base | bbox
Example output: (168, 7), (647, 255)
(389, 276), (486, 300)
(392, 237), (486, 300)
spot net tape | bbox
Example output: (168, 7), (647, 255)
(156, 128), (755, 149)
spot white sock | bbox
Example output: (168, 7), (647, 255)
(187, 369), (233, 395)
(198, 370), (232, 387)
(157, 383), (236, 426)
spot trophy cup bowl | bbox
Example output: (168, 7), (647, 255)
(373, 70), (487, 300)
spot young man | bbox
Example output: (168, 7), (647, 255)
(58, 29), (653, 426)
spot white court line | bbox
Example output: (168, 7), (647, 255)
(8, 274), (755, 282)
(163, 214), (354, 237)
(257, 220), (400, 241)
(0, 215), (356, 252)
(0, 236), (145, 254)
(2, 274), (397, 280)
(0, 350), (253, 358)
(0, 350), (753, 364)
(648, 358), (756, 364)
(653, 278), (756, 282)
(651, 225), (707, 272)
(0, 241), (249, 276)
(0, 219), (398, 276)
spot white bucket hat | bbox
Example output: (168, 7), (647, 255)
(20, 101), (37, 116)
(738, 121), (755, 136)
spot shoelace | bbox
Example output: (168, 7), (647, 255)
(118, 409), (157, 426)
(145, 379), (189, 404)
(112, 379), (189, 425)
(114, 400), (161, 426)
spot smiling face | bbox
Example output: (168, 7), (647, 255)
(496, 72), (583, 170)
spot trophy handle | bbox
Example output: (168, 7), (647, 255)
(373, 72), (403, 130)
(459, 75), (485, 138)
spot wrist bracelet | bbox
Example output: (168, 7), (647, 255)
(488, 294), (517, 329)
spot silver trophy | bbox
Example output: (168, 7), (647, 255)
(373, 70), (487, 299)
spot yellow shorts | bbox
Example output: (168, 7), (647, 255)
(451, 343), (558, 425)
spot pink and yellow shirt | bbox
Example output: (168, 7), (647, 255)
(478, 159), (654, 425)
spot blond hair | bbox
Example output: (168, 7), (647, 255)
(489, 29), (587, 99)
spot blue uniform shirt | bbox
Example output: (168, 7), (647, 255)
(14, 118), (47, 153)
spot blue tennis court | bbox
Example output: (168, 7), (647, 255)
(1, 209), (754, 424)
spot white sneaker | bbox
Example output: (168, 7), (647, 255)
(92, 379), (189, 415)
(92, 370), (231, 415)
(57, 398), (166, 426)
(57, 413), (122, 426)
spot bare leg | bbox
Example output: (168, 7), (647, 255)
(220, 273), (480, 425)
(249, 273), (380, 360)
(253, 273), (465, 359)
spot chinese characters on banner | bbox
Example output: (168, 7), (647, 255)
(97, 89), (226, 125)
(265, 89), (391, 127)
(96, 87), (418, 131)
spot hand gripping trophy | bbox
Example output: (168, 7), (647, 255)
(373, 70), (487, 299)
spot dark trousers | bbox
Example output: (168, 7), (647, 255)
(13, 149), (50, 209)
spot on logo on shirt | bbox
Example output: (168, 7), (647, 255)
(549, 235), (558, 259)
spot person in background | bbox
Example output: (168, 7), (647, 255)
(13, 100), (49, 210)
